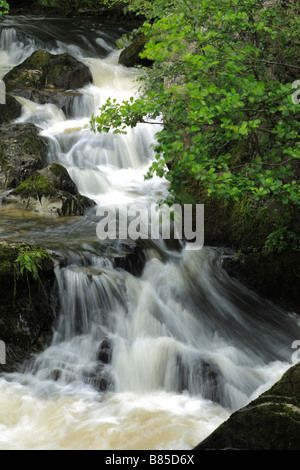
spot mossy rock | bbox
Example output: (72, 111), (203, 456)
(183, 180), (300, 313)
(2, 163), (95, 217)
(118, 34), (154, 68)
(3, 49), (93, 94)
(0, 240), (58, 372)
(194, 363), (300, 450)
(0, 123), (48, 189)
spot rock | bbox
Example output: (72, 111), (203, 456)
(97, 337), (112, 364)
(3, 49), (93, 94)
(222, 248), (300, 315)
(187, 182), (300, 314)
(118, 34), (153, 68)
(194, 362), (300, 450)
(18, 88), (88, 119)
(0, 123), (48, 188)
(176, 355), (225, 405)
(2, 162), (95, 217)
(0, 240), (58, 372)
(0, 94), (23, 124)
(104, 239), (147, 276)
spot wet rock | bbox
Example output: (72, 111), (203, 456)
(2, 162), (95, 217)
(0, 240), (58, 373)
(97, 337), (112, 364)
(105, 240), (147, 277)
(118, 34), (153, 68)
(84, 362), (114, 392)
(194, 362), (300, 450)
(176, 355), (225, 405)
(0, 123), (48, 189)
(18, 88), (87, 119)
(4, 49), (93, 93)
(0, 94), (23, 124)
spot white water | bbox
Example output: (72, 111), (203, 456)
(0, 17), (299, 450)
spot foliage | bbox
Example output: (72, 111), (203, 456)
(36, 0), (122, 10)
(91, 0), (300, 214)
(0, 0), (9, 17)
(14, 246), (51, 302)
(15, 246), (51, 280)
(264, 226), (300, 253)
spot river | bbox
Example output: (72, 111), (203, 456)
(0, 14), (299, 450)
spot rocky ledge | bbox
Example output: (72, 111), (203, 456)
(0, 240), (59, 372)
(0, 123), (48, 189)
(195, 361), (300, 450)
(2, 162), (95, 217)
(3, 49), (93, 114)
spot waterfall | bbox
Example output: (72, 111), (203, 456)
(0, 16), (299, 450)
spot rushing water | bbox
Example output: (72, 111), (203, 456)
(0, 16), (299, 450)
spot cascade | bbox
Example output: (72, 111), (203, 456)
(0, 16), (299, 450)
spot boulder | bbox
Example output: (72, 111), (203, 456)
(0, 240), (58, 372)
(194, 362), (300, 450)
(2, 162), (95, 217)
(0, 94), (23, 124)
(118, 34), (153, 68)
(3, 49), (93, 96)
(0, 123), (48, 189)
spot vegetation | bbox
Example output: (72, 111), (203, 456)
(15, 246), (51, 282)
(0, 0), (9, 16)
(91, 0), (300, 250)
(36, 0), (122, 11)
(14, 245), (51, 302)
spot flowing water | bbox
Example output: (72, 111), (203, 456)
(0, 15), (299, 450)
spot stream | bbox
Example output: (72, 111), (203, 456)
(0, 15), (299, 450)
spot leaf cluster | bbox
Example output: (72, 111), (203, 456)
(15, 246), (51, 281)
(0, 0), (9, 17)
(92, 0), (300, 230)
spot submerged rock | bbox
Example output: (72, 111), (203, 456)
(0, 123), (48, 188)
(194, 362), (300, 450)
(0, 240), (58, 372)
(4, 49), (93, 94)
(18, 88), (88, 119)
(2, 162), (95, 217)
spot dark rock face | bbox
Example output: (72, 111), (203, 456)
(4, 49), (93, 94)
(0, 123), (48, 188)
(0, 94), (23, 124)
(118, 34), (153, 68)
(2, 162), (95, 217)
(194, 363), (300, 450)
(97, 337), (112, 365)
(0, 240), (58, 373)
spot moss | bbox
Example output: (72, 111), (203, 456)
(262, 364), (300, 404)
(12, 173), (57, 199)
(25, 49), (50, 70)
(49, 162), (69, 178)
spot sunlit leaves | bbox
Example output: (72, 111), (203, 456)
(91, 0), (300, 211)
